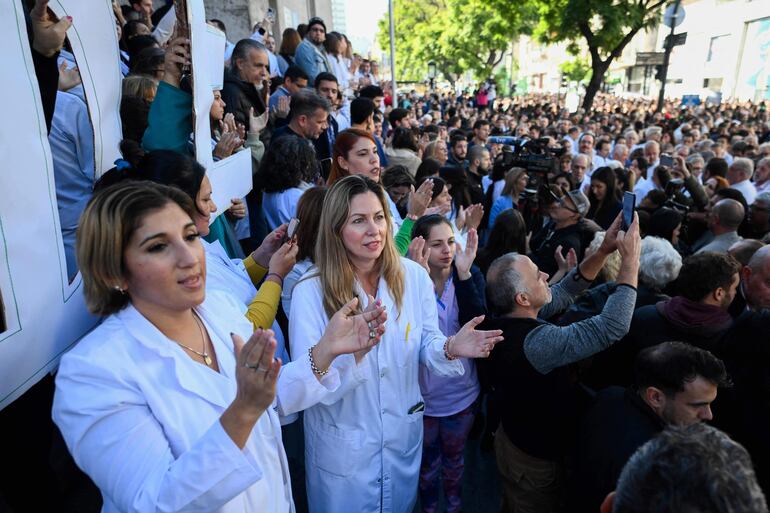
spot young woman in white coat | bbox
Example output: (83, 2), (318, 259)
(53, 182), (388, 513)
(288, 175), (504, 513)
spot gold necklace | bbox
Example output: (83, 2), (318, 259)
(173, 311), (212, 366)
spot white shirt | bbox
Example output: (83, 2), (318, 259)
(289, 258), (464, 512)
(263, 184), (310, 231)
(731, 179), (758, 204)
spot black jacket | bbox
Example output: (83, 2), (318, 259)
(529, 220), (586, 278)
(568, 387), (665, 513)
(221, 69), (266, 129)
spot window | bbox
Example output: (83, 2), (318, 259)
(707, 35), (731, 63)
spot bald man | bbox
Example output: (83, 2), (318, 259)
(697, 199), (745, 254)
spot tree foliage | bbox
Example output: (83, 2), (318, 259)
(377, 0), (537, 83)
(560, 57), (592, 84)
(534, 0), (668, 109)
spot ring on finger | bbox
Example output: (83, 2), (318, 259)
(369, 329), (377, 339)
(244, 362), (267, 372)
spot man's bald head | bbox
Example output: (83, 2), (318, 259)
(712, 199), (745, 231)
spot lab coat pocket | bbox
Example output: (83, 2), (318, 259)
(397, 324), (420, 368)
(312, 422), (362, 477)
(402, 410), (424, 456)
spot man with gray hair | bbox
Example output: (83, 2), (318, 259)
(697, 198), (745, 254)
(480, 214), (641, 512)
(728, 157), (758, 204)
(607, 424), (767, 513)
(222, 39), (270, 128)
(754, 157), (770, 195)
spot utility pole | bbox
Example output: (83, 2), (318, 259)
(388, 0), (397, 102)
(656, 0), (682, 113)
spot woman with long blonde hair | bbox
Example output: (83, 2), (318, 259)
(289, 175), (502, 512)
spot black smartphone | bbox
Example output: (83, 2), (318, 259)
(622, 191), (636, 230)
(659, 154), (674, 168)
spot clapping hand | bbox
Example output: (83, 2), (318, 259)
(231, 329), (281, 417)
(249, 106), (269, 135)
(213, 130), (242, 159)
(454, 229), (478, 280)
(273, 95), (291, 119)
(314, 296), (388, 368)
(464, 204), (485, 231)
(227, 198), (246, 219)
(407, 236), (431, 273)
(251, 223), (288, 268)
(406, 179), (434, 219)
(447, 316), (503, 359)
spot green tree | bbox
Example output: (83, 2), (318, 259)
(377, 0), (536, 83)
(559, 57), (591, 84)
(535, 0), (668, 109)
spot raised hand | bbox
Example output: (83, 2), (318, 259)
(267, 241), (298, 280)
(163, 37), (190, 88)
(448, 315), (504, 359)
(231, 329), (282, 417)
(223, 113), (238, 134)
(312, 296), (388, 372)
(273, 95), (291, 119)
(454, 229), (478, 280)
(31, 0), (72, 58)
(406, 179), (434, 219)
(464, 204), (485, 231)
(407, 236), (431, 273)
(213, 131), (242, 160)
(250, 223), (288, 267)
(248, 106), (269, 135)
(227, 198), (246, 219)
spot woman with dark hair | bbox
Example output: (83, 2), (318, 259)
(382, 165), (415, 218)
(648, 207), (688, 255)
(277, 28), (301, 75)
(129, 46), (165, 80)
(416, 157), (442, 182)
(587, 166), (622, 229)
(256, 135), (318, 230)
(409, 215), (485, 513)
(385, 127), (422, 176)
(99, 147), (297, 333)
(474, 208), (527, 276)
(552, 172), (575, 194)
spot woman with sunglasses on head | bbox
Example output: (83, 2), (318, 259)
(53, 181), (387, 513)
(289, 175), (503, 512)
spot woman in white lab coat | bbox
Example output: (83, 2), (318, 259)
(53, 181), (387, 513)
(289, 175), (503, 513)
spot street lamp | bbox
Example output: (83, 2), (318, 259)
(428, 61), (437, 90)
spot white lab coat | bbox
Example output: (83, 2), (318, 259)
(52, 291), (294, 513)
(288, 258), (464, 513)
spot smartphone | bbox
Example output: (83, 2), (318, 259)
(659, 154), (674, 168)
(286, 218), (300, 240)
(622, 191), (636, 230)
(266, 7), (275, 23)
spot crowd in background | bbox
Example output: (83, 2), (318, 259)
(5, 0), (770, 512)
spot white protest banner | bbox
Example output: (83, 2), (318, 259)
(49, 0), (122, 175)
(0, 0), (111, 409)
(186, 0), (253, 218)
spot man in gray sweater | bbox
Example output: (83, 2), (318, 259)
(480, 212), (641, 513)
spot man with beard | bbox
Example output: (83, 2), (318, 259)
(447, 133), (468, 169)
(570, 342), (729, 513)
(466, 145), (491, 205)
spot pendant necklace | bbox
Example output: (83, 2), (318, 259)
(173, 311), (212, 366)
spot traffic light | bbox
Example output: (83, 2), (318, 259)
(561, 74), (568, 88)
(654, 65), (664, 81)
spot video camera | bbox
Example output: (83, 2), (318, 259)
(488, 136), (565, 196)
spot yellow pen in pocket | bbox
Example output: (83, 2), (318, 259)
(405, 322), (411, 342)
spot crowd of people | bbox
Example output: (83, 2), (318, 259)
(7, 0), (770, 512)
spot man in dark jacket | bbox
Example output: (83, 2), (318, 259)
(481, 213), (641, 513)
(569, 342), (729, 513)
(222, 39), (269, 128)
(529, 186), (592, 277)
(624, 251), (740, 354)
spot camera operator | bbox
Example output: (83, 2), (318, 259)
(529, 186), (596, 277)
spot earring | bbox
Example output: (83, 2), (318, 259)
(113, 285), (126, 294)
